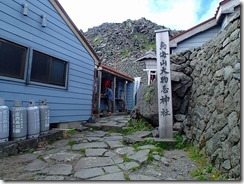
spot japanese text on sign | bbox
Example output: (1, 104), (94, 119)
(159, 41), (170, 117)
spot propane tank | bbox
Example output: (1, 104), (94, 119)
(39, 99), (49, 134)
(27, 100), (40, 139)
(0, 98), (9, 142)
(10, 100), (27, 141)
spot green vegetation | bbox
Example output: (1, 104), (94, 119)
(93, 35), (103, 46)
(187, 146), (229, 180)
(132, 135), (189, 156)
(107, 119), (153, 135)
(133, 33), (147, 40)
(142, 42), (156, 51)
(79, 148), (86, 154)
(124, 172), (130, 180)
(36, 154), (45, 161)
(130, 165), (140, 171)
(147, 153), (154, 163)
(121, 48), (130, 58)
(124, 119), (153, 135)
(122, 154), (132, 162)
(174, 135), (189, 149)
(68, 140), (77, 146)
(144, 85), (155, 103)
(66, 129), (77, 135)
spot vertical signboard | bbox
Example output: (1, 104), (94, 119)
(133, 77), (141, 105)
(155, 29), (173, 138)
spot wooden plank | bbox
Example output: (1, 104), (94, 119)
(97, 70), (102, 113)
(113, 76), (116, 112)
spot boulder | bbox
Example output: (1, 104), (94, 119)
(130, 80), (159, 127)
(171, 71), (192, 97)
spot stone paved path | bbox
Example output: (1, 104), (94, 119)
(0, 115), (198, 181)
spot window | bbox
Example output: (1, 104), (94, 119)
(31, 51), (67, 87)
(0, 39), (27, 79)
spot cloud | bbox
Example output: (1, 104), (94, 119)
(58, 0), (221, 32)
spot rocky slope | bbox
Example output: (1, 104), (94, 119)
(83, 17), (183, 70)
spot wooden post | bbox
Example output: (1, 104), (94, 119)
(123, 81), (127, 111)
(155, 29), (173, 138)
(97, 70), (102, 113)
(113, 76), (116, 113)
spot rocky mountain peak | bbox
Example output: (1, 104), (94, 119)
(84, 18), (183, 69)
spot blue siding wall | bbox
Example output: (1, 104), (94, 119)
(126, 82), (134, 111)
(172, 25), (221, 53)
(0, 0), (95, 123)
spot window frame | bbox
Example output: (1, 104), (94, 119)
(0, 38), (29, 83)
(28, 49), (69, 90)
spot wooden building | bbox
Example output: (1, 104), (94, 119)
(94, 64), (134, 114)
(0, 0), (100, 127)
(133, 50), (157, 86)
(170, 0), (240, 54)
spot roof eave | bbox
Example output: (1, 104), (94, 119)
(99, 64), (134, 81)
(169, 18), (217, 47)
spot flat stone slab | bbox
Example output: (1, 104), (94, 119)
(106, 141), (124, 149)
(128, 149), (150, 164)
(129, 174), (160, 180)
(153, 138), (177, 146)
(115, 146), (135, 156)
(86, 131), (108, 137)
(101, 123), (125, 131)
(90, 171), (125, 180)
(74, 168), (105, 179)
(72, 142), (108, 150)
(24, 159), (48, 171)
(138, 145), (156, 150)
(47, 164), (72, 175)
(42, 176), (65, 180)
(132, 131), (152, 138)
(87, 137), (103, 142)
(117, 119), (129, 124)
(111, 155), (124, 164)
(104, 135), (123, 141)
(49, 152), (81, 162)
(123, 135), (144, 144)
(74, 157), (114, 171)
(110, 133), (123, 136)
(104, 151), (117, 157)
(103, 165), (121, 174)
(15, 153), (37, 163)
(118, 161), (140, 171)
(85, 149), (107, 156)
(112, 116), (125, 121)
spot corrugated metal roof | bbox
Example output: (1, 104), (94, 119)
(133, 50), (156, 62)
(100, 64), (134, 81)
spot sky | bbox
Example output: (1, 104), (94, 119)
(58, 0), (222, 32)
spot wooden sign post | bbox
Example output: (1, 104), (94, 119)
(155, 29), (173, 138)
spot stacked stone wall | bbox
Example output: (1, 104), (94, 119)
(129, 12), (240, 179)
(184, 13), (240, 178)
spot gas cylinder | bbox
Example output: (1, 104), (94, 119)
(0, 98), (9, 142)
(27, 100), (40, 139)
(39, 99), (50, 135)
(10, 100), (27, 141)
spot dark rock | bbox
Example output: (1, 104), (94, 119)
(130, 80), (159, 127)
(171, 71), (193, 97)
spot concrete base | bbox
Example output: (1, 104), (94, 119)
(56, 122), (82, 129)
(0, 129), (64, 158)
